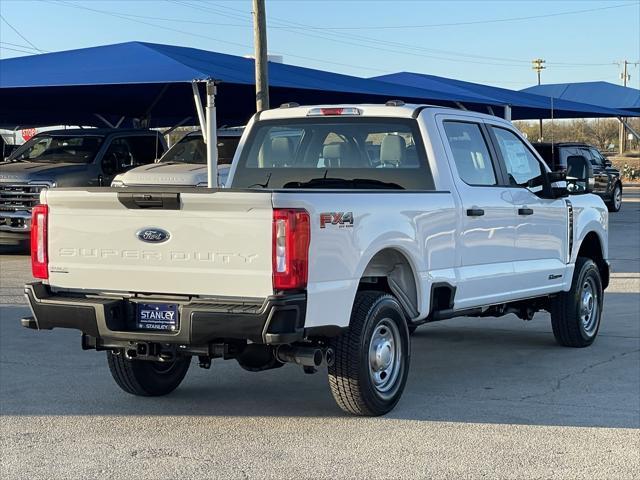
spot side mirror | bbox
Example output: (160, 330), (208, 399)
(547, 170), (568, 198)
(604, 159), (612, 167)
(566, 155), (594, 194)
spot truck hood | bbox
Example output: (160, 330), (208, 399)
(0, 160), (90, 184)
(116, 163), (230, 187)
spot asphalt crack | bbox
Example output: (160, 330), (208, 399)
(520, 348), (640, 401)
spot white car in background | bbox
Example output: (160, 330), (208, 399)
(111, 127), (244, 188)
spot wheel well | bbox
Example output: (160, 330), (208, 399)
(577, 232), (609, 289)
(359, 249), (419, 320)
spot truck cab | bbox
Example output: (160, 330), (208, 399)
(21, 104), (609, 416)
(0, 128), (166, 244)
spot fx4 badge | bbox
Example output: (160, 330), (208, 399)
(320, 212), (354, 229)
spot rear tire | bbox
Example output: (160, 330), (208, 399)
(107, 351), (191, 396)
(328, 291), (410, 416)
(550, 257), (603, 347)
(607, 183), (622, 212)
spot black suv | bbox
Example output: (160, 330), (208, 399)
(0, 128), (166, 244)
(532, 142), (623, 212)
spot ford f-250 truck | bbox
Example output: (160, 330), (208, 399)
(21, 103), (609, 416)
(0, 128), (166, 245)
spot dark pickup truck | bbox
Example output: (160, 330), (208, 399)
(0, 128), (166, 244)
(532, 142), (623, 212)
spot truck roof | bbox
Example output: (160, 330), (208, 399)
(32, 128), (159, 137)
(257, 103), (507, 122)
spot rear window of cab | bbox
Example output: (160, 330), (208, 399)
(231, 117), (435, 190)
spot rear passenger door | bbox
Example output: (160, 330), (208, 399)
(487, 125), (567, 295)
(439, 118), (518, 309)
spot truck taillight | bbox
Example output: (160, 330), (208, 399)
(31, 204), (49, 279)
(272, 209), (310, 291)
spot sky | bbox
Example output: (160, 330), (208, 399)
(1, 0), (639, 90)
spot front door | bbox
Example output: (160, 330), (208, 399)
(488, 125), (568, 297)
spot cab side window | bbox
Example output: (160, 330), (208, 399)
(443, 121), (497, 186)
(491, 127), (543, 187)
(588, 148), (605, 166)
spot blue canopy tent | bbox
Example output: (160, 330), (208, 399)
(2, 43), (633, 185)
(373, 72), (635, 120)
(522, 81), (640, 114)
(0, 41), (499, 130)
(522, 82), (640, 144)
(1, 41), (509, 185)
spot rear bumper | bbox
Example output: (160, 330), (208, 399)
(22, 282), (306, 345)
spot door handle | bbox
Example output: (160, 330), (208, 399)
(518, 208), (534, 216)
(466, 208), (485, 217)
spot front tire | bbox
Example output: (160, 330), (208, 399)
(550, 257), (603, 347)
(107, 351), (191, 396)
(328, 291), (410, 416)
(607, 183), (622, 212)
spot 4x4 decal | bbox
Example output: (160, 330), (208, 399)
(320, 212), (354, 229)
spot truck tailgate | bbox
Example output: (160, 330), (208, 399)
(44, 189), (274, 298)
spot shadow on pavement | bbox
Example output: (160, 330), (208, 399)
(1, 290), (638, 428)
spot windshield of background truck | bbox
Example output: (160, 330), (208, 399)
(8, 135), (104, 163)
(232, 118), (435, 190)
(161, 135), (240, 165)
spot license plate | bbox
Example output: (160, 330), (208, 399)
(136, 303), (179, 331)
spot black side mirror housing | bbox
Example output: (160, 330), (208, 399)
(566, 155), (594, 194)
(604, 159), (612, 167)
(547, 170), (568, 198)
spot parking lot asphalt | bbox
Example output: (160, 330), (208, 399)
(1, 190), (638, 479)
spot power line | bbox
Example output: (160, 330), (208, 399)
(40, 0), (620, 69)
(25, 0), (629, 86)
(0, 45), (41, 55)
(0, 41), (43, 51)
(191, 1), (620, 68)
(0, 14), (45, 53)
(174, 0), (530, 67)
(182, 1), (614, 69)
(255, 2), (637, 30)
(44, 0), (389, 73)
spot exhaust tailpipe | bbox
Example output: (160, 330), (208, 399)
(276, 346), (324, 367)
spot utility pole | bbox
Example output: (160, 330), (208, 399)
(618, 60), (630, 154)
(252, 0), (269, 112)
(532, 58), (546, 141)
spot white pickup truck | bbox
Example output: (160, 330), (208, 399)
(22, 103), (609, 416)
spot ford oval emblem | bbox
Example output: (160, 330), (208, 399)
(136, 228), (170, 243)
